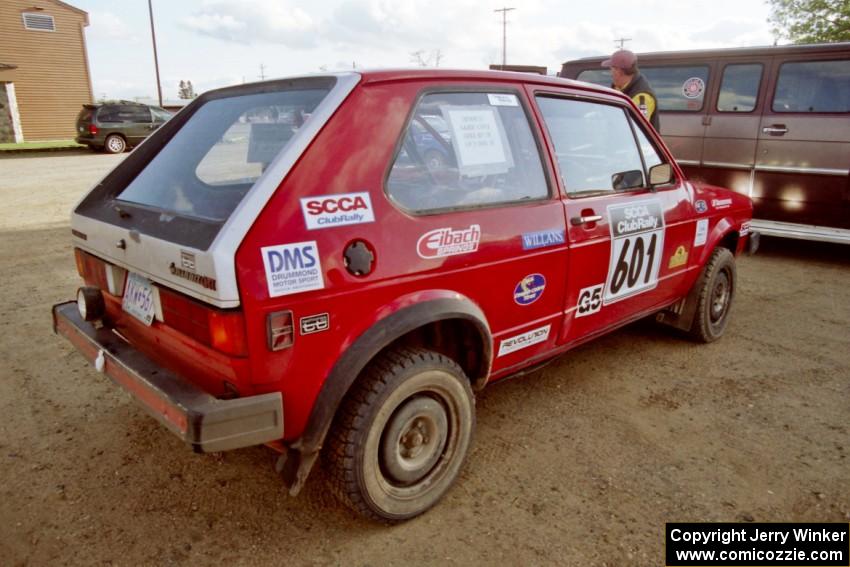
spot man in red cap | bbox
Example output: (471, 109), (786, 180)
(602, 49), (660, 131)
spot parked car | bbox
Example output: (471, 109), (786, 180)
(75, 101), (172, 154)
(53, 70), (755, 522)
(560, 42), (850, 244)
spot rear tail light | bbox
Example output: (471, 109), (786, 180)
(75, 249), (109, 290)
(158, 287), (248, 357)
(88, 124), (98, 135)
(267, 310), (294, 351)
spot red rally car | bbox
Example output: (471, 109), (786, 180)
(52, 70), (757, 522)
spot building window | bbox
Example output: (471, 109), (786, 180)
(22, 13), (56, 32)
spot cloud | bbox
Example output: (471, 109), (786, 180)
(182, 0), (318, 48)
(87, 11), (137, 42)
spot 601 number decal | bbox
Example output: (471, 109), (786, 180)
(604, 201), (665, 304)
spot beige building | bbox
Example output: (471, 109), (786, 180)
(0, 0), (93, 142)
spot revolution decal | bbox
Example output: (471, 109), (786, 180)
(695, 200), (708, 214)
(261, 241), (324, 297)
(497, 325), (551, 357)
(513, 274), (546, 305)
(417, 224), (481, 259)
(694, 219), (709, 247)
(300, 192), (375, 230)
(668, 246), (689, 269)
(521, 229), (565, 251)
(575, 283), (604, 318)
(604, 200), (665, 305)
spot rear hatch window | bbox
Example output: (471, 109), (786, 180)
(74, 77), (336, 250)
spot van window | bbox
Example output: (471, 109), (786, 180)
(535, 96), (647, 196)
(717, 64), (763, 112)
(642, 66), (710, 112)
(772, 60), (850, 113)
(576, 69), (611, 87)
(386, 92), (548, 212)
(630, 118), (664, 170)
(116, 87), (331, 221)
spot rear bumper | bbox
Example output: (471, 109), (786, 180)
(52, 301), (283, 453)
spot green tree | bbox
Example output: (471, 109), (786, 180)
(768, 0), (850, 43)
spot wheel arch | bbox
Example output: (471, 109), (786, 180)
(280, 291), (492, 495)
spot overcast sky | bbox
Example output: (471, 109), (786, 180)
(70, 0), (777, 101)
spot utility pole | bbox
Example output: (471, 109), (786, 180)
(494, 7), (515, 67)
(614, 37), (632, 49)
(258, 64), (267, 81)
(148, 0), (163, 106)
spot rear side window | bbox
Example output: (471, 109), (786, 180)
(116, 87), (331, 221)
(386, 92), (548, 212)
(535, 96), (648, 196)
(772, 60), (850, 113)
(576, 69), (611, 87)
(717, 64), (763, 112)
(98, 105), (150, 123)
(642, 66), (710, 112)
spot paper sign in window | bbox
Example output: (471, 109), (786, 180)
(442, 106), (514, 177)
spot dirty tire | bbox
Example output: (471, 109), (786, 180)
(324, 347), (475, 522)
(689, 247), (736, 343)
(104, 134), (126, 154)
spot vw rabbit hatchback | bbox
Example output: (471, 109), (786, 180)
(53, 70), (755, 521)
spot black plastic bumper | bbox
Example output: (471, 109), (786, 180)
(52, 301), (283, 453)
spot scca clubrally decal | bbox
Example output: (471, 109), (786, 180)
(604, 200), (665, 305)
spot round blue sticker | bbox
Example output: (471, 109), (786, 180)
(514, 274), (546, 305)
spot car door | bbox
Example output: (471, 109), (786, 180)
(123, 105), (153, 145)
(530, 89), (696, 345)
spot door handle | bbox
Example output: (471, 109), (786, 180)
(571, 214), (603, 226)
(762, 125), (788, 136)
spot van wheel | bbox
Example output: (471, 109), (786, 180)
(104, 134), (126, 154)
(325, 347), (475, 522)
(689, 247), (736, 343)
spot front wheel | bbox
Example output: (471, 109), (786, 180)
(325, 347), (475, 522)
(689, 247), (736, 343)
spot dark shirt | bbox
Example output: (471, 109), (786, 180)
(619, 72), (660, 131)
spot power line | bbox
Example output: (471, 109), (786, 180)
(258, 63), (267, 81)
(494, 7), (515, 67)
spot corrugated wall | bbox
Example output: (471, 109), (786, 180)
(0, 1), (92, 141)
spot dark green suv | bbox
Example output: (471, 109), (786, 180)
(75, 101), (172, 154)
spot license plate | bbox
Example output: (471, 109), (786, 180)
(122, 272), (155, 326)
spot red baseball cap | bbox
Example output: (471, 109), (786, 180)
(602, 49), (637, 69)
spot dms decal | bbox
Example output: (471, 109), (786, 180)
(300, 192), (375, 230)
(261, 241), (324, 297)
(575, 284), (604, 318)
(521, 229), (565, 251)
(712, 198), (732, 209)
(514, 274), (546, 305)
(417, 224), (481, 259)
(604, 200), (665, 305)
(498, 325), (551, 357)
(695, 200), (708, 214)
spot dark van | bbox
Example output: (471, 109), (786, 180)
(561, 42), (850, 244)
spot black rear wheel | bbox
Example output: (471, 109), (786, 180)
(689, 247), (736, 342)
(325, 347), (475, 522)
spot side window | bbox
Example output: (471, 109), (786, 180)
(772, 60), (850, 113)
(717, 64), (762, 112)
(642, 66), (710, 112)
(124, 106), (151, 123)
(386, 92), (549, 212)
(535, 96), (647, 196)
(151, 107), (172, 122)
(576, 69), (611, 87)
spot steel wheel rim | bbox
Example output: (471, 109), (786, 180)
(381, 395), (448, 485)
(710, 269), (731, 323)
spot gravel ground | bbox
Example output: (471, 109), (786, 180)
(0, 152), (848, 566)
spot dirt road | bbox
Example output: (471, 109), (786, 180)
(1, 153), (848, 566)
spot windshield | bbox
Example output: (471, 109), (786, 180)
(116, 88), (331, 222)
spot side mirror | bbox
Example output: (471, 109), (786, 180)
(611, 169), (644, 191)
(649, 163), (673, 186)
